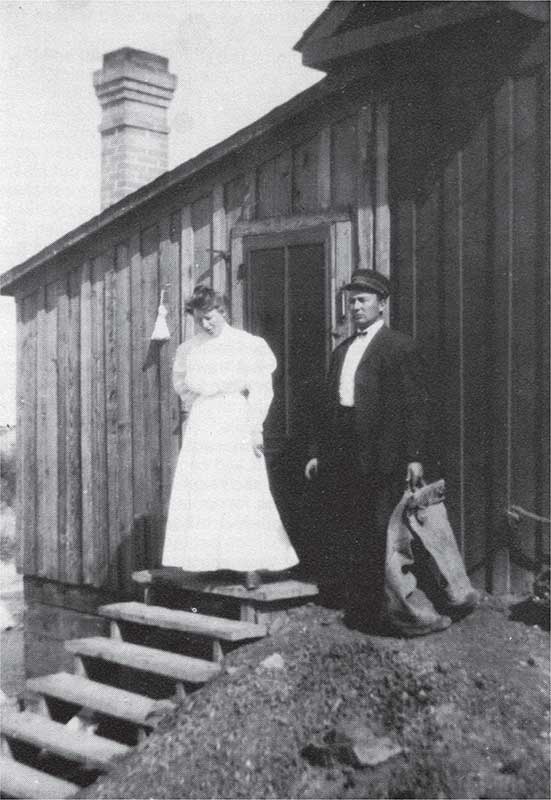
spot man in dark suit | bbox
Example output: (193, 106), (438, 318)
(305, 269), (449, 634)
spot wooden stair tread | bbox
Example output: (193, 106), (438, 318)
(65, 637), (221, 683)
(26, 672), (175, 727)
(0, 756), (79, 799)
(99, 601), (266, 641)
(1, 708), (129, 770)
(133, 569), (319, 602)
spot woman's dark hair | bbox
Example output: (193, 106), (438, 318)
(184, 284), (229, 315)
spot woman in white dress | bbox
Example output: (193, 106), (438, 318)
(162, 285), (299, 588)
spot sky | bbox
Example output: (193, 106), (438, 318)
(0, 0), (328, 424)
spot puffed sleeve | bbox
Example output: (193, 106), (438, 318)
(172, 341), (196, 413)
(245, 336), (277, 432)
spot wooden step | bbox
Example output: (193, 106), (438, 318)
(26, 672), (175, 728)
(0, 756), (78, 799)
(133, 568), (319, 603)
(99, 602), (266, 641)
(65, 637), (222, 684)
(1, 708), (130, 770)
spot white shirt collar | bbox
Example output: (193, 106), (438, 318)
(354, 318), (384, 339)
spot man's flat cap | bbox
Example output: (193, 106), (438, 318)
(344, 269), (391, 298)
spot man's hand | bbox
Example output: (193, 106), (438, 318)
(406, 461), (424, 491)
(305, 457), (319, 480)
(251, 430), (264, 458)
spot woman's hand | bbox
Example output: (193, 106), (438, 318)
(251, 430), (264, 458)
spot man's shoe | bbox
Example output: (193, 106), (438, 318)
(445, 590), (480, 620)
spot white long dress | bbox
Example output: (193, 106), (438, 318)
(162, 323), (299, 572)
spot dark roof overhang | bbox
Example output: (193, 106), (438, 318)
(295, 0), (548, 71)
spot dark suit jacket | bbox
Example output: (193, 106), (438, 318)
(318, 325), (430, 476)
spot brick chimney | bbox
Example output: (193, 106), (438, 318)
(94, 48), (177, 210)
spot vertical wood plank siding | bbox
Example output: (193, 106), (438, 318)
(293, 134), (321, 213)
(130, 233), (147, 573)
(191, 196), (212, 285)
(91, 258), (109, 586)
(490, 77), (515, 591)
(257, 158), (277, 220)
(332, 116), (358, 209)
(257, 153), (292, 219)
(159, 214), (182, 522)
(274, 152), (293, 217)
(441, 153), (463, 556)
(390, 59), (549, 591)
(141, 225), (162, 568)
(57, 269), (83, 584)
(462, 116), (491, 585)
(318, 126), (332, 211)
(509, 70), (543, 591)
(357, 104), (375, 271)
(537, 60), (551, 569)
(243, 169), (256, 223)
(225, 175), (247, 324)
(212, 184), (227, 294)
(37, 283), (59, 577)
(17, 291), (38, 574)
(114, 243), (134, 593)
(34, 286), (46, 574)
(80, 261), (94, 583)
(331, 220), (354, 341)
(15, 302), (24, 573)
(56, 280), (68, 579)
(374, 104), (390, 282)
(16, 28), (548, 596)
(64, 269), (83, 584)
(181, 206), (195, 341)
(104, 250), (120, 591)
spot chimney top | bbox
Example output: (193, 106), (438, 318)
(94, 47), (177, 210)
(102, 47), (170, 72)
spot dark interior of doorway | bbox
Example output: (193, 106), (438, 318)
(245, 236), (328, 575)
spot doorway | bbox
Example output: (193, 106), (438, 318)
(243, 228), (330, 567)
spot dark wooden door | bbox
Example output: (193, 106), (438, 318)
(244, 230), (329, 569)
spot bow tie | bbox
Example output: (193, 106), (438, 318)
(355, 329), (369, 337)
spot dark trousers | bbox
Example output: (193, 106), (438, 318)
(319, 408), (404, 625)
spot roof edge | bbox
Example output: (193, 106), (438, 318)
(294, 1), (351, 52)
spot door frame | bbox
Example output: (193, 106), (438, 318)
(230, 211), (354, 343)
(243, 224), (331, 357)
(242, 228), (331, 444)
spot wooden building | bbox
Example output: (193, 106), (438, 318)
(1, 1), (549, 676)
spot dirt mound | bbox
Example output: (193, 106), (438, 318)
(80, 597), (549, 799)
